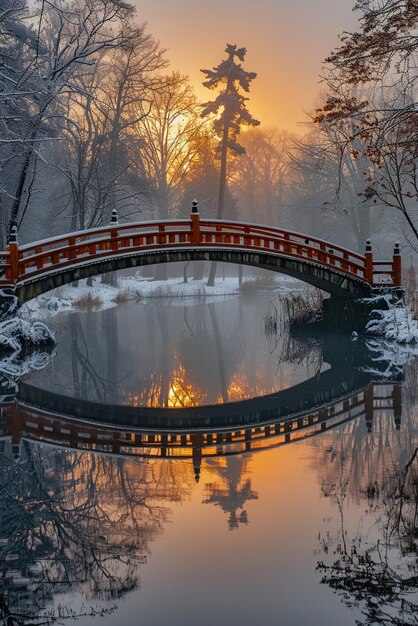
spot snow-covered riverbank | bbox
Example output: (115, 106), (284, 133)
(365, 294), (418, 344)
(19, 273), (301, 319)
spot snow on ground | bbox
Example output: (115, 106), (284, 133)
(21, 273), (302, 319)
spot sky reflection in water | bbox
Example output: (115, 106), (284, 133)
(0, 294), (417, 626)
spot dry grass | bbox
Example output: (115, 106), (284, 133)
(73, 291), (102, 310)
(113, 288), (133, 304)
(283, 288), (324, 325)
(264, 301), (281, 337)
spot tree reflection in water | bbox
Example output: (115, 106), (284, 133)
(2, 298), (417, 624)
(0, 442), (194, 624)
(203, 457), (258, 530)
(315, 365), (418, 625)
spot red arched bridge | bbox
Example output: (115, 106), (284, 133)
(0, 202), (402, 303)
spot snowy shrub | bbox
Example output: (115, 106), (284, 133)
(0, 318), (55, 353)
(365, 295), (418, 344)
(0, 318), (55, 384)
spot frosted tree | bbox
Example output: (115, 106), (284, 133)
(56, 25), (165, 231)
(1, 0), (136, 243)
(201, 44), (259, 285)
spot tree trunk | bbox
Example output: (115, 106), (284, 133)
(102, 271), (117, 286)
(207, 124), (229, 287)
(208, 303), (228, 403)
(153, 188), (169, 281)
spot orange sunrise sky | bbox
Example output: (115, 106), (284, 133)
(132, 0), (359, 133)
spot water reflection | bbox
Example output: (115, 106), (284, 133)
(1, 363), (415, 625)
(314, 363), (418, 625)
(0, 380), (405, 466)
(0, 296), (416, 625)
(0, 443), (195, 623)
(26, 297), (326, 406)
(203, 457), (258, 530)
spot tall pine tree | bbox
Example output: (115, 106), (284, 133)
(201, 44), (259, 285)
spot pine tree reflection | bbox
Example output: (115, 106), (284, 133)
(203, 457), (258, 530)
(0, 442), (194, 624)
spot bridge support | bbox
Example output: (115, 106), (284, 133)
(322, 296), (369, 332)
(1, 225), (19, 321)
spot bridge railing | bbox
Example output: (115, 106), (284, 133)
(0, 210), (402, 288)
(1, 220), (193, 285)
(198, 219), (368, 280)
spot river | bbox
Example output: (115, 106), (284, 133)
(0, 289), (417, 626)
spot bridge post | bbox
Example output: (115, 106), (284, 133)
(190, 199), (201, 244)
(364, 239), (373, 286)
(392, 383), (402, 430)
(6, 224), (19, 284)
(392, 242), (402, 287)
(191, 433), (203, 482)
(111, 208), (119, 225)
(110, 208), (119, 251)
(364, 385), (374, 433)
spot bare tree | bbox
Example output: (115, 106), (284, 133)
(315, 0), (418, 244)
(132, 72), (206, 221)
(55, 24), (165, 230)
(232, 128), (293, 225)
(1, 0), (136, 240)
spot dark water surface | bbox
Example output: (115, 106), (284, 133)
(27, 295), (327, 406)
(1, 292), (417, 626)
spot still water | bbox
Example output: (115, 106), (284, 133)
(1, 291), (417, 626)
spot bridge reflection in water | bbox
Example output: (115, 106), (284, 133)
(0, 377), (403, 482)
(0, 354), (409, 624)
